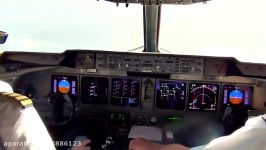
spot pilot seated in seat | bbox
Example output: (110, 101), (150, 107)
(0, 81), (91, 150)
(0, 80), (56, 150)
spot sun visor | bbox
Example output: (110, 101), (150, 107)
(0, 93), (55, 150)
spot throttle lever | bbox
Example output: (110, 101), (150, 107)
(101, 136), (115, 150)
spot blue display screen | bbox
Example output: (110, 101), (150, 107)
(156, 80), (186, 110)
(223, 84), (253, 106)
(111, 78), (140, 107)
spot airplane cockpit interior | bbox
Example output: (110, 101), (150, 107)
(1, 0), (266, 149)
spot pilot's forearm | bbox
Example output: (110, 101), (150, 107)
(160, 144), (190, 150)
(129, 138), (190, 150)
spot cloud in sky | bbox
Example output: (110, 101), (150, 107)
(0, 17), (4, 23)
(0, 0), (266, 63)
(4, 38), (62, 52)
(0, 0), (143, 52)
(160, 0), (266, 63)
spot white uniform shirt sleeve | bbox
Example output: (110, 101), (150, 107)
(0, 80), (13, 93)
(0, 80), (56, 150)
(191, 115), (266, 150)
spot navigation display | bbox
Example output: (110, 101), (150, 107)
(111, 77), (140, 107)
(223, 84), (253, 106)
(156, 80), (186, 110)
(52, 75), (78, 96)
(81, 76), (109, 105)
(188, 83), (219, 111)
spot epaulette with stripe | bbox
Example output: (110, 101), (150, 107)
(0, 92), (33, 108)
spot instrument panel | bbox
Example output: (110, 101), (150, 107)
(6, 50), (262, 149)
(3, 50), (264, 148)
(6, 50), (260, 130)
(51, 74), (254, 113)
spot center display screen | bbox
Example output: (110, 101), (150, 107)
(156, 80), (186, 110)
(111, 77), (140, 107)
(223, 84), (253, 106)
(81, 76), (109, 105)
(188, 83), (219, 111)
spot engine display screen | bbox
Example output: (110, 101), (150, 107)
(223, 84), (253, 106)
(111, 77), (140, 107)
(188, 83), (219, 111)
(81, 76), (109, 105)
(51, 75), (78, 96)
(156, 80), (186, 110)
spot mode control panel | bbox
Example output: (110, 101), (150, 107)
(95, 53), (204, 75)
(75, 53), (95, 69)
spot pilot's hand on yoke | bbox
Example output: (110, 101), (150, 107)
(129, 138), (190, 150)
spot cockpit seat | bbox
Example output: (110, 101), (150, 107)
(0, 81), (55, 150)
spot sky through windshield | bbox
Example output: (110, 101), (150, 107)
(0, 0), (266, 63)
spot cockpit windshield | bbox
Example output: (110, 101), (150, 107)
(1, 0), (266, 63)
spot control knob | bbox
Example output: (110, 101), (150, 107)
(101, 136), (115, 150)
(149, 116), (159, 126)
